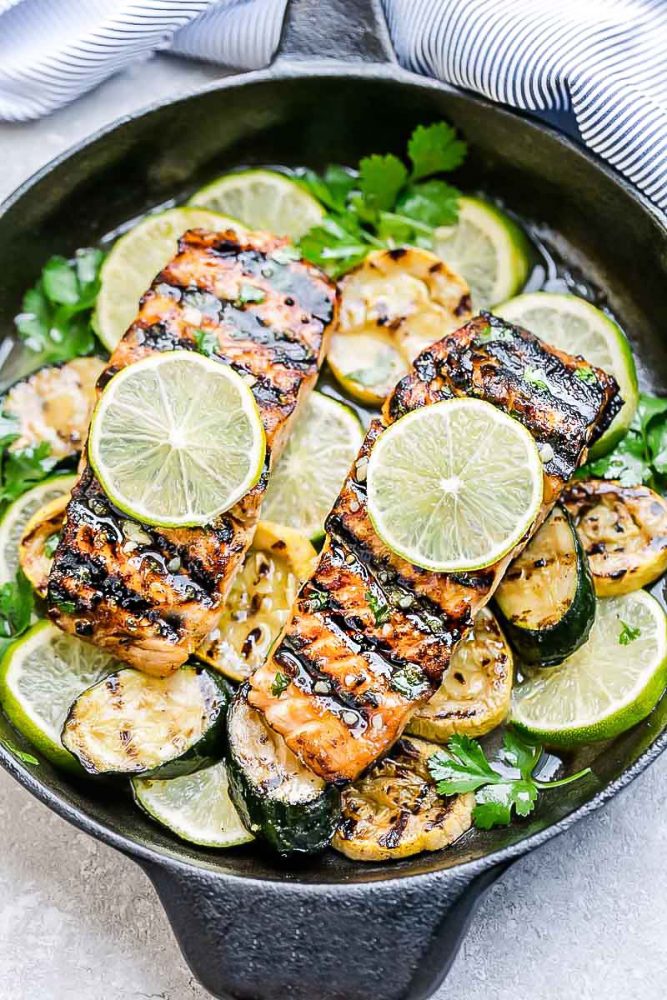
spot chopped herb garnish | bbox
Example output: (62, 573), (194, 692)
(390, 663), (430, 699)
(270, 246), (301, 265)
(0, 739), (39, 766)
(44, 533), (61, 558)
(193, 328), (218, 357)
(14, 248), (104, 363)
(575, 366), (598, 384)
(365, 590), (390, 627)
(55, 599), (77, 615)
(298, 121), (466, 278)
(523, 366), (550, 392)
(0, 571), (34, 660)
(236, 283), (266, 306)
(345, 352), (394, 389)
(271, 671), (290, 697)
(428, 729), (592, 829)
(306, 586), (329, 611)
(618, 620), (641, 645)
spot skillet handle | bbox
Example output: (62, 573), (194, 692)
(275, 0), (397, 66)
(141, 857), (505, 1000)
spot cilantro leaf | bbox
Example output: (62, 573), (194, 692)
(618, 620), (641, 645)
(193, 328), (218, 357)
(358, 154), (409, 213)
(299, 216), (370, 278)
(0, 413), (19, 450)
(271, 671), (290, 697)
(305, 586), (329, 611)
(429, 728), (592, 829)
(408, 123), (467, 180)
(579, 393), (667, 490)
(0, 443), (58, 505)
(523, 366), (550, 392)
(14, 248), (104, 363)
(300, 166), (358, 213)
(395, 179), (460, 229)
(0, 570), (33, 640)
(365, 590), (390, 626)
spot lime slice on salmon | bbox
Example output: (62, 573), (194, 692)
(367, 397), (544, 573)
(88, 352), (266, 528)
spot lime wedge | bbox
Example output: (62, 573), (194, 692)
(262, 391), (364, 541)
(132, 760), (254, 848)
(511, 591), (667, 746)
(328, 329), (408, 406)
(0, 622), (119, 770)
(189, 169), (324, 239)
(496, 292), (638, 458)
(433, 196), (530, 310)
(367, 398), (544, 573)
(93, 207), (243, 352)
(88, 352), (266, 528)
(0, 474), (76, 585)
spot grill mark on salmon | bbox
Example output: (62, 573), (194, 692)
(48, 229), (337, 675)
(249, 313), (621, 782)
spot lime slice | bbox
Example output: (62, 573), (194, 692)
(189, 169), (324, 240)
(511, 591), (667, 746)
(132, 760), (254, 848)
(88, 352), (266, 528)
(262, 391), (364, 541)
(93, 207), (243, 352)
(0, 622), (119, 769)
(0, 474), (77, 585)
(496, 292), (638, 458)
(367, 398), (544, 573)
(328, 329), (408, 406)
(433, 196), (530, 310)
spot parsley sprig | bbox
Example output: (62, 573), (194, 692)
(298, 122), (467, 278)
(14, 248), (105, 364)
(0, 571), (34, 660)
(428, 729), (592, 829)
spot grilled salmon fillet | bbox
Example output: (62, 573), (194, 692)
(48, 229), (337, 675)
(249, 313), (621, 782)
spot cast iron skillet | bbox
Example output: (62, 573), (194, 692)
(1, 1), (666, 998)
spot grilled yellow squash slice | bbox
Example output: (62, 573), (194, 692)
(564, 479), (667, 596)
(407, 608), (513, 742)
(332, 735), (474, 861)
(196, 521), (316, 682)
(19, 493), (70, 597)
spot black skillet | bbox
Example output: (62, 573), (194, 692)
(1, 1), (666, 998)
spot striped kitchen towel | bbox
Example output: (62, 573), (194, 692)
(0, 0), (665, 213)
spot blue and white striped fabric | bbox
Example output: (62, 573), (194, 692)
(0, 0), (665, 214)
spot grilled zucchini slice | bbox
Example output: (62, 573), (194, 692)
(226, 687), (340, 856)
(2, 357), (104, 460)
(564, 479), (667, 596)
(62, 665), (230, 778)
(495, 504), (596, 666)
(332, 736), (474, 862)
(407, 608), (513, 742)
(19, 493), (69, 597)
(196, 521), (316, 683)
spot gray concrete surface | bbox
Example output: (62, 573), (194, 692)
(1, 54), (666, 1000)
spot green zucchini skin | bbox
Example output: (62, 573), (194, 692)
(62, 665), (231, 779)
(495, 505), (596, 667)
(226, 686), (340, 856)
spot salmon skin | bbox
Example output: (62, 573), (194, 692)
(48, 229), (337, 675)
(249, 313), (621, 783)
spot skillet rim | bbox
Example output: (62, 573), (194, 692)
(1, 60), (666, 888)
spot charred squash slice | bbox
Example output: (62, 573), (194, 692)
(564, 479), (667, 596)
(495, 505), (596, 666)
(332, 735), (474, 862)
(226, 687), (340, 856)
(19, 493), (69, 597)
(62, 665), (230, 778)
(2, 357), (104, 460)
(407, 608), (513, 742)
(196, 521), (316, 683)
